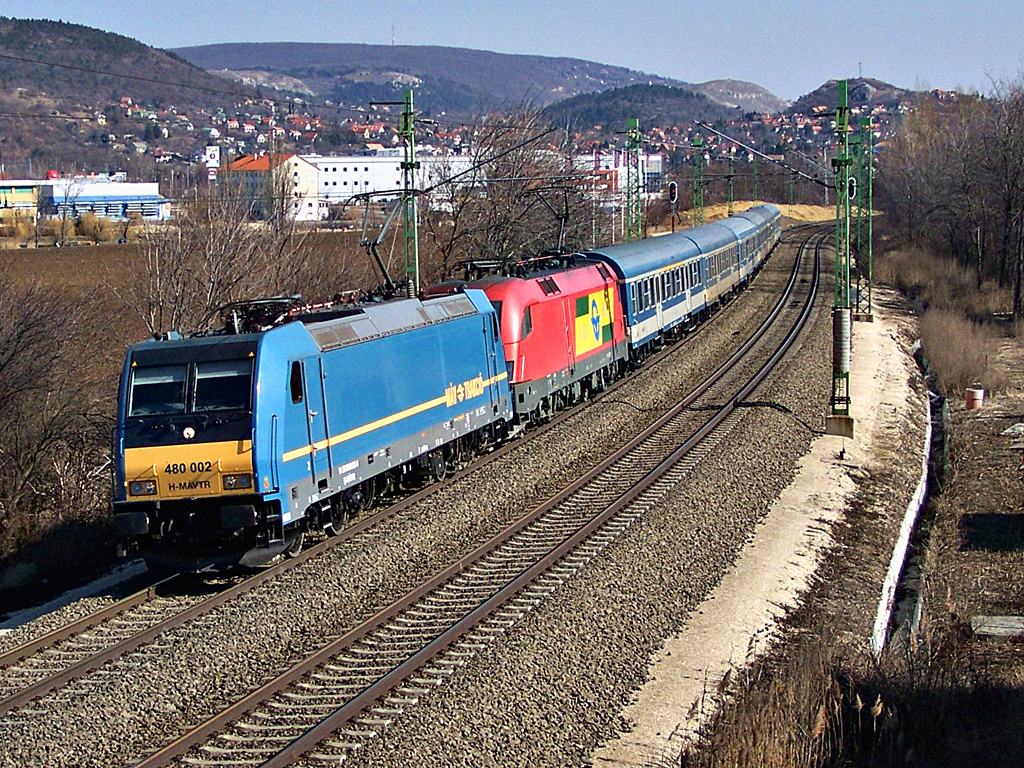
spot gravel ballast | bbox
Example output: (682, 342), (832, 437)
(0, 242), (799, 767)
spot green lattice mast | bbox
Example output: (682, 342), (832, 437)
(827, 80), (854, 438)
(625, 118), (642, 241)
(400, 89), (420, 296)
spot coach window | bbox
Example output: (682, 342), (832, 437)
(290, 361), (303, 404)
(629, 283), (636, 311)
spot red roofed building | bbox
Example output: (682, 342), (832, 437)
(225, 153), (325, 222)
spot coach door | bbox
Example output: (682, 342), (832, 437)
(301, 358), (332, 490)
(484, 312), (500, 410)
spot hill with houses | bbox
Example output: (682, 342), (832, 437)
(0, 17), (920, 186)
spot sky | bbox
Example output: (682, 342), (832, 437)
(3, 0), (1022, 101)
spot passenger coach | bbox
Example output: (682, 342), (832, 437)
(586, 203), (781, 361)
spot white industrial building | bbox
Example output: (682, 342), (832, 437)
(573, 151), (664, 197)
(302, 150), (474, 206)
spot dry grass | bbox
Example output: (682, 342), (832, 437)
(920, 309), (1009, 396)
(680, 609), (1024, 768)
(875, 248), (1015, 397)
(874, 248), (1011, 318)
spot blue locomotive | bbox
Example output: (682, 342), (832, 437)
(113, 290), (511, 570)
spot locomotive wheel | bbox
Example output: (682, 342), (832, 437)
(428, 449), (445, 482)
(362, 478), (376, 510)
(284, 530), (304, 558)
(324, 497), (346, 537)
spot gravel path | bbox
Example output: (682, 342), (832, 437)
(0, 246), (798, 767)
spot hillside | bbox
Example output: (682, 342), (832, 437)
(173, 42), (688, 116)
(173, 42), (786, 118)
(543, 84), (743, 133)
(0, 17), (261, 172)
(791, 77), (913, 113)
(690, 79), (789, 114)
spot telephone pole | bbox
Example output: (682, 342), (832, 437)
(827, 80), (855, 439)
(727, 153), (735, 216)
(692, 137), (705, 226)
(853, 116), (874, 321)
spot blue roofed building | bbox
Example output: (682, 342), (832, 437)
(38, 176), (172, 220)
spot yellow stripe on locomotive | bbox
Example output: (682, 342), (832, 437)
(574, 287), (615, 356)
(123, 440), (253, 499)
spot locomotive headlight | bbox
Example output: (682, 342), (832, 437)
(223, 473), (252, 491)
(128, 480), (157, 496)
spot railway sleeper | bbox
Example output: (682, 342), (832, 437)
(335, 728), (379, 740)
(217, 731), (297, 743)
(398, 686), (432, 697)
(241, 717), (320, 728)
(355, 716), (393, 728)
(315, 740), (362, 752)
(266, 700), (336, 712)
(326, 662), (393, 675)
(372, 628), (434, 641)
(464, 633), (498, 644)
(358, 636), (424, 648)
(385, 695), (419, 706)
(181, 758), (259, 767)
(347, 644), (409, 657)
(408, 676), (445, 687)
(283, 691), (355, 702)
(200, 745), (273, 756)
(422, 664), (457, 677)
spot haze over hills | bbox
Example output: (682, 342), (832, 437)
(172, 42), (791, 117)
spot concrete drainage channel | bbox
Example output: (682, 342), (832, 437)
(875, 342), (951, 656)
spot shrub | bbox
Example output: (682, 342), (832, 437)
(875, 248), (1011, 318)
(76, 212), (113, 244)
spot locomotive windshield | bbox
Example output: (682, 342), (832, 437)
(128, 359), (253, 417)
(194, 360), (253, 412)
(129, 365), (187, 416)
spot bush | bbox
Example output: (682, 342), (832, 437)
(0, 273), (110, 558)
(875, 248), (1011, 318)
(76, 212), (113, 244)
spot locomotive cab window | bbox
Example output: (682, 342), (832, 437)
(521, 305), (533, 339)
(194, 360), (253, 412)
(129, 365), (187, 416)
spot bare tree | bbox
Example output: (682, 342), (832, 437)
(420, 105), (601, 280)
(0, 274), (100, 554)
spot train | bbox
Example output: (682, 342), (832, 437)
(112, 203), (781, 570)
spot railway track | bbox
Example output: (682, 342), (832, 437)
(0, 234), (796, 724)
(125, 227), (824, 768)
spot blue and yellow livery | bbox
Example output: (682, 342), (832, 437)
(113, 289), (512, 570)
